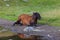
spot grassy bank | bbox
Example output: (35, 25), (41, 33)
(0, 0), (60, 26)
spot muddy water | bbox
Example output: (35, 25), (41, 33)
(0, 19), (60, 40)
(1, 25), (60, 40)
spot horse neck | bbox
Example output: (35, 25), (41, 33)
(33, 18), (37, 24)
(32, 15), (37, 20)
(35, 18), (37, 21)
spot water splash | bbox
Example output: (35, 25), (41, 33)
(58, 30), (60, 31)
(33, 29), (45, 32)
(47, 34), (52, 38)
(23, 27), (34, 32)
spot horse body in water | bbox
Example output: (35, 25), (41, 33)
(13, 12), (41, 26)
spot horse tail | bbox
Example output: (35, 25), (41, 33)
(13, 14), (23, 26)
(13, 20), (20, 26)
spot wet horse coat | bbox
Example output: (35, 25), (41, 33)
(18, 14), (34, 25)
(13, 12), (41, 26)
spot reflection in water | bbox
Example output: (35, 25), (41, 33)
(0, 26), (60, 40)
(0, 35), (55, 40)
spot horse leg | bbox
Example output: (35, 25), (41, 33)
(29, 22), (35, 26)
(33, 20), (37, 26)
(34, 22), (37, 26)
(13, 20), (22, 26)
(30, 21), (37, 26)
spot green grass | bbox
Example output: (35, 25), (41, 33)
(0, 0), (60, 26)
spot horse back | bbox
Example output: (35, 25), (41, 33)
(18, 14), (33, 25)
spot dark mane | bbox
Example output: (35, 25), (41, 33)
(33, 12), (41, 20)
(30, 12), (41, 26)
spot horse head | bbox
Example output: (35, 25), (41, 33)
(32, 12), (41, 20)
(30, 12), (41, 26)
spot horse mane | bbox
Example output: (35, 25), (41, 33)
(29, 12), (41, 26)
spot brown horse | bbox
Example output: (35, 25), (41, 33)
(13, 12), (41, 26)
